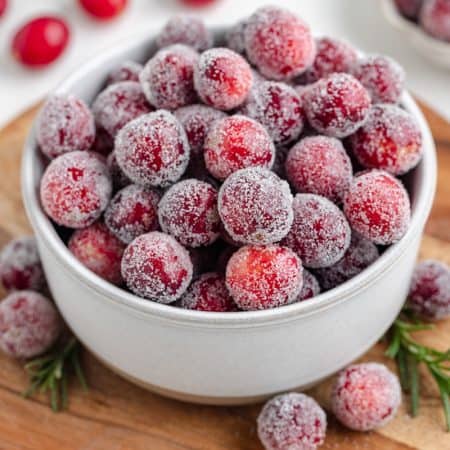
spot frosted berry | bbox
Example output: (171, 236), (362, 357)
(79, 0), (128, 20)
(0, 291), (61, 359)
(121, 231), (193, 303)
(331, 363), (401, 431)
(343, 170), (411, 245)
(204, 115), (275, 181)
(40, 151), (112, 229)
(106, 151), (131, 190)
(158, 179), (220, 247)
(218, 168), (293, 245)
(395, 0), (423, 19)
(226, 245), (303, 310)
(37, 95), (95, 159)
(194, 48), (253, 111)
(257, 392), (327, 450)
(420, 0), (450, 42)
(295, 269), (321, 302)
(115, 110), (190, 187)
(244, 6), (316, 80)
(107, 61), (143, 85)
(226, 20), (247, 55)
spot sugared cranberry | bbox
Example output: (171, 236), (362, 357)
(420, 0), (450, 42)
(92, 81), (152, 138)
(0, 237), (45, 292)
(156, 15), (213, 52)
(331, 363), (401, 431)
(107, 61), (143, 85)
(78, 0), (128, 20)
(305, 73), (371, 138)
(244, 6), (316, 81)
(121, 231), (193, 303)
(218, 168), (293, 245)
(0, 0), (7, 18)
(104, 184), (160, 244)
(194, 48), (253, 111)
(40, 151), (112, 228)
(37, 95), (95, 159)
(257, 392), (327, 450)
(0, 291), (62, 359)
(285, 136), (353, 204)
(295, 269), (321, 302)
(204, 115), (275, 181)
(395, 0), (423, 19)
(408, 260), (450, 320)
(115, 110), (190, 187)
(106, 151), (131, 190)
(225, 20), (247, 55)
(12, 16), (70, 67)
(226, 245), (302, 310)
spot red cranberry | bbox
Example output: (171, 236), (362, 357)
(106, 151), (131, 190)
(204, 115), (275, 181)
(244, 6), (316, 81)
(0, 0), (7, 18)
(395, 0), (423, 19)
(79, 0), (128, 20)
(331, 363), (401, 431)
(420, 0), (450, 41)
(179, 0), (217, 6)
(107, 61), (143, 85)
(225, 20), (247, 55)
(121, 231), (193, 303)
(226, 245), (303, 310)
(295, 269), (321, 302)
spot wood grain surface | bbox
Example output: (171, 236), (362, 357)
(0, 103), (449, 450)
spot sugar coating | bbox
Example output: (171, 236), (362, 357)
(204, 115), (275, 181)
(285, 135), (353, 204)
(331, 363), (401, 431)
(69, 221), (126, 285)
(343, 170), (411, 245)
(105, 184), (160, 244)
(179, 272), (238, 312)
(395, 0), (423, 19)
(115, 110), (190, 187)
(218, 168), (293, 245)
(295, 269), (321, 302)
(194, 47), (253, 111)
(244, 6), (316, 81)
(107, 60), (143, 85)
(106, 150), (131, 190)
(37, 95), (95, 159)
(40, 151), (112, 229)
(156, 15), (213, 52)
(140, 44), (199, 110)
(0, 237), (45, 292)
(257, 392), (327, 450)
(408, 260), (450, 320)
(226, 245), (303, 311)
(121, 231), (193, 303)
(225, 20), (248, 55)
(304, 73), (371, 138)
(282, 193), (351, 269)
(92, 81), (152, 137)
(241, 81), (304, 145)
(350, 104), (423, 176)
(158, 179), (220, 248)
(315, 233), (380, 291)
(0, 291), (62, 359)
(420, 0), (450, 41)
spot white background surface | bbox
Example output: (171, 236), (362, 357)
(0, 0), (449, 128)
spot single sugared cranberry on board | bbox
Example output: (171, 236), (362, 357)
(40, 151), (112, 229)
(179, 272), (238, 312)
(79, 0), (128, 20)
(408, 260), (450, 320)
(0, 291), (62, 359)
(92, 81), (152, 138)
(11, 16), (70, 67)
(295, 269), (321, 302)
(285, 136), (353, 204)
(107, 61), (143, 85)
(0, 237), (45, 292)
(343, 170), (411, 245)
(331, 363), (401, 431)
(218, 168), (293, 245)
(37, 95), (95, 159)
(420, 0), (450, 42)
(156, 15), (213, 52)
(257, 392), (327, 450)
(282, 194), (351, 269)
(194, 48), (253, 111)
(226, 245), (303, 310)
(68, 222), (125, 285)
(115, 110), (190, 187)
(104, 184), (160, 244)
(241, 81), (304, 145)
(395, 0), (423, 19)
(244, 6), (316, 81)
(350, 105), (422, 176)
(304, 73), (371, 138)
(204, 115), (275, 181)
(121, 232), (193, 303)
(106, 151), (131, 190)
(0, 0), (7, 18)
(225, 20), (247, 55)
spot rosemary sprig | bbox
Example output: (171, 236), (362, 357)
(23, 337), (87, 412)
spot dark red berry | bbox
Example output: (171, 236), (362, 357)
(79, 0), (128, 20)
(420, 0), (450, 41)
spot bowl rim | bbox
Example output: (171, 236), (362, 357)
(21, 29), (437, 327)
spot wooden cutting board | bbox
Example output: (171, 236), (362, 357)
(0, 103), (449, 450)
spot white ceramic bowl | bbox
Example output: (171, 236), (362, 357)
(21, 29), (437, 405)
(381, 0), (450, 69)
